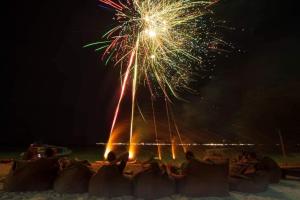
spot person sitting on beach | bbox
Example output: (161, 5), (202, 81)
(89, 151), (131, 197)
(167, 151), (197, 179)
(242, 152), (259, 175)
(148, 162), (169, 176)
(137, 154), (167, 176)
(106, 151), (129, 174)
(182, 151), (197, 171)
(231, 151), (259, 178)
(239, 151), (249, 163)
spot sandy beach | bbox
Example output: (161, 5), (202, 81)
(0, 180), (300, 200)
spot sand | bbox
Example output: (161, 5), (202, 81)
(0, 180), (299, 200)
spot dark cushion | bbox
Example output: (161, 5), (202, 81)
(89, 164), (132, 197)
(178, 160), (229, 197)
(133, 170), (175, 199)
(4, 158), (59, 192)
(54, 161), (94, 193)
(259, 157), (282, 183)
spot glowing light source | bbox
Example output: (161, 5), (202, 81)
(157, 144), (162, 160)
(128, 131), (140, 160)
(103, 125), (126, 158)
(104, 147), (111, 159)
(146, 29), (157, 37)
(171, 138), (176, 160)
(129, 149), (135, 160)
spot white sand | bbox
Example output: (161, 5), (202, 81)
(0, 180), (299, 200)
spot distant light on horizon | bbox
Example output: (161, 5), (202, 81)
(96, 142), (255, 146)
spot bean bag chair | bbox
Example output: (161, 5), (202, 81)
(133, 169), (175, 199)
(4, 158), (59, 192)
(229, 171), (269, 193)
(54, 161), (94, 193)
(177, 160), (229, 197)
(258, 157), (281, 183)
(89, 164), (132, 197)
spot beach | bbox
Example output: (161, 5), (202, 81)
(0, 180), (300, 200)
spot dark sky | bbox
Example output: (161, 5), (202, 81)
(1, 0), (299, 146)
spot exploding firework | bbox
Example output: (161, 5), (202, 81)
(85, 0), (224, 159)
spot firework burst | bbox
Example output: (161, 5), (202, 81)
(85, 0), (224, 159)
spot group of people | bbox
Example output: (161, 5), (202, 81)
(22, 143), (56, 160)
(231, 150), (274, 178)
(104, 150), (197, 179)
(104, 150), (266, 179)
(3, 147), (282, 198)
(92, 150), (231, 198)
(228, 150), (282, 193)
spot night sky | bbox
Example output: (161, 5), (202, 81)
(2, 0), (299, 146)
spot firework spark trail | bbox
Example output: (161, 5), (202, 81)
(174, 122), (186, 153)
(129, 38), (140, 158)
(145, 70), (161, 159)
(150, 94), (161, 160)
(170, 107), (186, 153)
(109, 50), (135, 139)
(165, 97), (175, 159)
(137, 103), (147, 122)
(87, 0), (223, 159)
